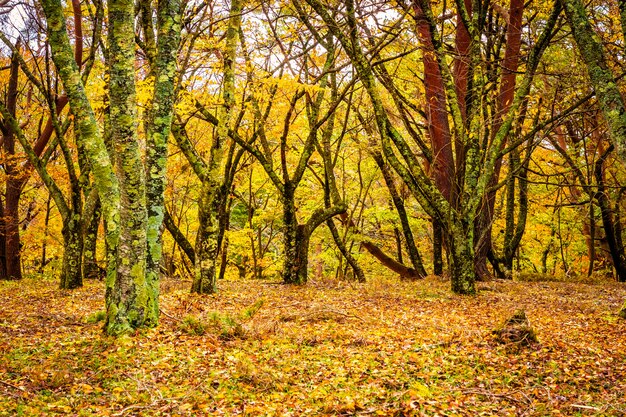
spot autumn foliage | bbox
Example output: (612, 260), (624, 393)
(2, 0), (626, 414)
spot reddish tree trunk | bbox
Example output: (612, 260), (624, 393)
(413, 2), (455, 203)
(2, 41), (23, 280)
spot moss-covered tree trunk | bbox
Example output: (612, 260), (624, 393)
(60, 214), (84, 289)
(144, 0), (182, 313)
(561, 0), (626, 161)
(82, 198), (102, 280)
(191, 0), (241, 294)
(105, 0), (152, 333)
(193, 182), (227, 293)
(447, 222), (476, 294)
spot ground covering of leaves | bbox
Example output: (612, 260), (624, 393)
(1, 275), (625, 416)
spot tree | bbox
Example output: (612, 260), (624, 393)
(38, 0), (181, 334)
(296, 0), (561, 294)
(0, 0), (103, 288)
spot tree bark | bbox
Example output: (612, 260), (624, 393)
(104, 0), (152, 333)
(145, 0), (182, 314)
(82, 197), (103, 280)
(595, 146), (626, 282)
(60, 214), (84, 289)
(2, 40), (23, 281)
(561, 0), (626, 161)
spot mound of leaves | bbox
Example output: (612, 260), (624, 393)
(493, 309), (538, 347)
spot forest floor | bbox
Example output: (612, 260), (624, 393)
(1, 274), (625, 416)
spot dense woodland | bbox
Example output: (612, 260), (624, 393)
(2, 0), (626, 414)
(2, 0), (626, 327)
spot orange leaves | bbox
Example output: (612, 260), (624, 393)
(1, 276), (626, 415)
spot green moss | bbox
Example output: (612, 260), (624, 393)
(85, 311), (107, 324)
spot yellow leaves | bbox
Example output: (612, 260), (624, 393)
(3, 278), (626, 415)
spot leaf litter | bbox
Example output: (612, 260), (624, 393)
(0, 276), (625, 416)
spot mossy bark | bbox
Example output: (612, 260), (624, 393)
(60, 214), (84, 289)
(105, 0), (151, 334)
(40, 0), (121, 309)
(561, 0), (626, 161)
(281, 187), (309, 285)
(145, 0), (182, 313)
(82, 197), (102, 280)
(193, 182), (227, 294)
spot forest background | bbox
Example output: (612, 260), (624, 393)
(1, 0), (626, 414)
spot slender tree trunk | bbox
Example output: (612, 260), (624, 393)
(372, 151), (427, 277)
(433, 218), (443, 276)
(191, 0), (241, 293)
(219, 236), (229, 281)
(595, 146), (626, 282)
(60, 214), (84, 289)
(144, 0), (182, 320)
(4, 184), (23, 281)
(39, 194), (52, 274)
(498, 148), (529, 277)
(0, 198), (6, 279)
(327, 218), (365, 282)
(3, 41), (23, 281)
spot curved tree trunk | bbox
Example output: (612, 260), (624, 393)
(327, 218), (365, 282)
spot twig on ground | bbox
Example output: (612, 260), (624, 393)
(159, 308), (181, 322)
(570, 404), (600, 411)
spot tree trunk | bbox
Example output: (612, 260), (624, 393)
(283, 224), (310, 285)
(144, 0), (182, 318)
(106, 0), (151, 333)
(282, 189), (309, 285)
(447, 222), (476, 294)
(191, 0), (241, 293)
(562, 0), (626, 161)
(60, 214), (84, 289)
(82, 198), (102, 280)
(2, 41), (23, 281)
(372, 151), (427, 277)
(4, 184), (23, 280)
(433, 218), (443, 276)
(327, 218), (365, 282)
(192, 181), (226, 293)
(595, 146), (626, 282)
